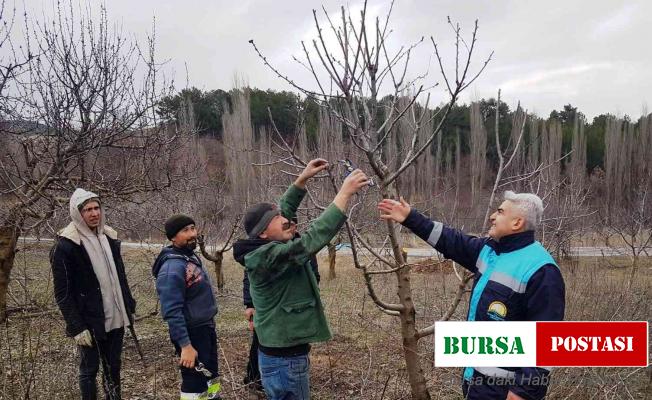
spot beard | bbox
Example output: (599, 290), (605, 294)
(185, 239), (197, 250)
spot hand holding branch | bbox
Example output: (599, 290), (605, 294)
(333, 169), (369, 211)
(295, 158), (329, 189)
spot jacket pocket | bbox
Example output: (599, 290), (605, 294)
(281, 299), (318, 341)
(486, 281), (514, 299)
(78, 292), (103, 318)
(281, 299), (316, 313)
(484, 283), (518, 320)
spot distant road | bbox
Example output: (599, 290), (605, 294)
(18, 237), (648, 258)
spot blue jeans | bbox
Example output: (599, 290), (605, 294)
(258, 350), (310, 400)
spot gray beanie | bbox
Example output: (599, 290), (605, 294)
(244, 203), (280, 239)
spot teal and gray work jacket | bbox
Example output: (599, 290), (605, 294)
(402, 209), (565, 400)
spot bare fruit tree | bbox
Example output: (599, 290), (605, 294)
(0, 2), (180, 321)
(250, 2), (491, 398)
(198, 217), (241, 291)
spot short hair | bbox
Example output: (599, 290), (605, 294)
(503, 191), (543, 231)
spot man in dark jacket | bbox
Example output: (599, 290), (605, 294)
(378, 191), (565, 400)
(152, 214), (221, 400)
(233, 158), (369, 400)
(51, 188), (136, 400)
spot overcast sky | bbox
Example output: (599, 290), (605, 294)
(22, 0), (652, 119)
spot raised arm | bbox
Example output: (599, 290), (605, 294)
(249, 169), (369, 276)
(279, 158), (330, 220)
(378, 197), (487, 272)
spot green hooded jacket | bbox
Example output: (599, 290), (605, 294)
(235, 184), (346, 348)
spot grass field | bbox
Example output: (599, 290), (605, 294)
(0, 242), (650, 399)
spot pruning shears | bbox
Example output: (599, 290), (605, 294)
(195, 361), (213, 377)
(178, 358), (212, 377)
(338, 158), (375, 187)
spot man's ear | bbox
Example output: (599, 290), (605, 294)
(512, 217), (525, 232)
(259, 231), (268, 240)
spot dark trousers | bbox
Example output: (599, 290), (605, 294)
(462, 370), (548, 400)
(173, 324), (219, 394)
(79, 328), (124, 400)
(462, 379), (508, 400)
(245, 330), (261, 385)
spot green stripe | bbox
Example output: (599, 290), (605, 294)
(207, 379), (221, 395)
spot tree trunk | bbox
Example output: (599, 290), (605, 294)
(327, 242), (336, 280)
(0, 220), (20, 322)
(396, 265), (431, 400)
(628, 255), (638, 289)
(197, 236), (226, 292)
(213, 252), (225, 291)
(384, 186), (431, 400)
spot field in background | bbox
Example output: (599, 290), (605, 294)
(0, 243), (650, 399)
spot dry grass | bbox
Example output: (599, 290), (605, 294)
(0, 242), (650, 399)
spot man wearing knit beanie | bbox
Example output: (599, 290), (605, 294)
(165, 214), (197, 241)
(240, 203), (322, 395)
(152, 214), (222, 399)
(233, 158), (370, 400)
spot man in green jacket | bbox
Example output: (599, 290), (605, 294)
(233, 158), (369, 400)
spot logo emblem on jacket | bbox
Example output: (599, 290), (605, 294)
(185, 263), (203, 288)
(487, 301), (507, 320)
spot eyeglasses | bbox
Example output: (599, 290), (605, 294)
(281, 221), (296, 231)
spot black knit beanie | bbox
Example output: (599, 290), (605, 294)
(165, 214), (196, 240)
(244, 203), (280, 239)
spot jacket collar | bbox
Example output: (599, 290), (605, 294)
(151, 245), (201, 277)
(58, 221), (117, 245)
(490, 230), (535, 254)
(232, 238), (271, 266)
(170, 244), (199, 258)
